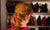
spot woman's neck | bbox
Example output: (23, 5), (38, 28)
(20, 24), (27, 27)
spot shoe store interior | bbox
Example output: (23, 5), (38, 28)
(1, 0), (50, 30)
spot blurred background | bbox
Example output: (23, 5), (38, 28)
(1, 0), (50, 30)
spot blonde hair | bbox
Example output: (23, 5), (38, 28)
(11, 3), (33, 30)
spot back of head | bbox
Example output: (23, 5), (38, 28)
(11, 3), (33, 30)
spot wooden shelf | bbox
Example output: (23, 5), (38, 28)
(6, 0), (50, 2)
(7, 12), (50, 15)
(7, 13), (14, 14)
(28, 26), (50, 28)
(32, 12), (50, 15)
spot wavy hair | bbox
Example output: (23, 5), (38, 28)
(11, 3), (33, 30)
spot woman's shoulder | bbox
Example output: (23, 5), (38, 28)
(4, 26), (30, 30)
(4, 26), (14, 30)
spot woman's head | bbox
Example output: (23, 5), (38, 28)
(11, 3), (33, 30)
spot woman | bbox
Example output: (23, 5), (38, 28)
(4, 3), (33, 30)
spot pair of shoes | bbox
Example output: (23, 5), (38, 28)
(27, 16), (35, 25)
(31, 3), (48, 12)
(31, 28), (35, 30)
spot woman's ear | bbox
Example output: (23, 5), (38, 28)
(25, 15), (30, 21)
(28, 15), (30, 19)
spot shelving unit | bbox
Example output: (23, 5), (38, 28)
(6, 12), (50, 28)
(6, 0), (50, 28)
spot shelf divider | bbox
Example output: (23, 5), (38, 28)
(7, 12), (50, 15)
